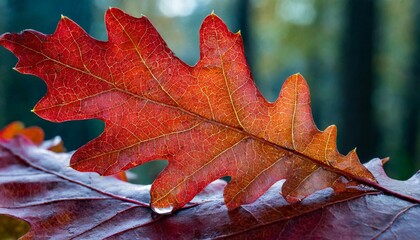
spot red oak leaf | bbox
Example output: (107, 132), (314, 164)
(0, 8), (416, 213)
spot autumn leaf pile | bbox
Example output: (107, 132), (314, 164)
(0, 8), (419, 239)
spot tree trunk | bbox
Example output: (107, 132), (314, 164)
(339, 0), (378, 161)
(405, 1), (420, 169)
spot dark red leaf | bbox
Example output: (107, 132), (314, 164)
(1, 137), (418, 239)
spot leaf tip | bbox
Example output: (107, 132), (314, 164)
(346, 147), (358, 158)
(293, 72), (302, 78)
(0, 33), (7, 43)
(326, 124), (337, 132)
(288, 72), (307, 85)
(108, 6), (122, 15)
(381, 157), (390, 165)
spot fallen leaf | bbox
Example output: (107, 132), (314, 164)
(0, 121), (66, 154)
(0, 137), (418, 239)
(0, 121), (44, 144)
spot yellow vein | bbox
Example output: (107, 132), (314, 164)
(226, 151), (292, 206)
(285, 164), (321, 200)
(325, 128), (333, 166)
(213, 17), (244, 129)
(291, 75), (298, 150)
(153, 136), (248, 204)
(73, 121), (203, 165)
(109, 10), (179, 106)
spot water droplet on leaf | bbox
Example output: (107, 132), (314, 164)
(151, 204), (174, 214)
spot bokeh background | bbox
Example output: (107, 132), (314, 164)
(0, 0), (419, 183)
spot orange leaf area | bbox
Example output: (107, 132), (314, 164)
(0, 8), (377, 213)
(0, 121), (44, 144)
(0, 121), (66, 153)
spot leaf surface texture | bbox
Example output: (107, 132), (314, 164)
(0, 8), (379, 211)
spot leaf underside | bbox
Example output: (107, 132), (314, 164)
(0, 137), (419, 239)
(0, 8), (377, 212)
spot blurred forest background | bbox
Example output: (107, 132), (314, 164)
(0, 0), (419, 182)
